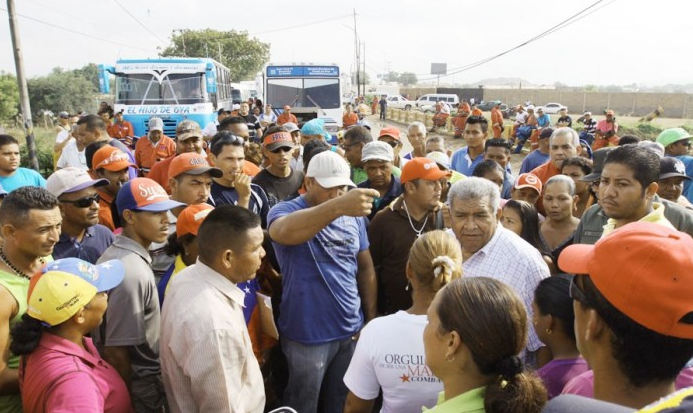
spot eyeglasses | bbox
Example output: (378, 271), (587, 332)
(60, 193), (100, 208)
(270, 146), (294, 154)
(569, 275), (591, 306)
(679, 140), (692, 147)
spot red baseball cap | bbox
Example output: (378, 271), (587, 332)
(116, 178), (185, 214)
(559, 222), (693, 339)
(378, 127), (401, 141)
(176, 203), (214, 238)
(92, 146), (136, 172)
(400, 157), (449, 184)
(168, 153), (222, 180)
(514, 173), (542, 194)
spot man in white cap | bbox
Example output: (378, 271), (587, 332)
(267, 151), (379, 413)
(46, 167), (114, 264)
(134, 117), (176, 177)
(357, 141), (402, 220)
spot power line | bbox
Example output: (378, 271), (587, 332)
(111, 0), (168, 45)
(0, 6), (160, 54)
(250, 14), (352, 36)
(416, 0), (615, 81)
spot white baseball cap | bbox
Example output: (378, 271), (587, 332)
(306, 151), (355, 188)
(148, 117), (164, 133)
(361, 141), (394, 163)
(426, 151), (451, 170)
(46, 167), (108, 197)
(283, 122), (300, 133)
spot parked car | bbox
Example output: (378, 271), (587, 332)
(475, 100), (502, 111)
(500, 104), (515, 119)
(386, 95), (416, 110)
(415, 94), (459, 110)
(539, 102), (568, 114)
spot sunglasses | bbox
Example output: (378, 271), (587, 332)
(211, 133), (245, 153)
(60, 193), (100, 208)
(569, 275), (591, 307)
(270, 146), (294, 154)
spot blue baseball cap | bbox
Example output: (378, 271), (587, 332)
(116, 178), (185, 214)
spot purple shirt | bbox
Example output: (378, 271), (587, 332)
(537, 357), (589, 399)
(20, 334), (133, 413)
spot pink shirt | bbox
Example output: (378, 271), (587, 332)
(562, 367), (693, 398)
(20, 334), (133, 413)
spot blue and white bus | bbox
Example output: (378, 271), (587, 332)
(98, 58), (233, 137)
(263, 64), (343, 137)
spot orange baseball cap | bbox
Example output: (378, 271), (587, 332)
(400, 157), (449, 184)
(168, 153), (222, 180)
(176, 203), (214, 238)
(559, 222), (693, 339)
(262, 131), (295, 151)
(514, 173), (542, 194)
(378, 127), (401, 141)
(92, 146), (136, 172)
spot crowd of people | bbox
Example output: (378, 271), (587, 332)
(0, 98), (691, 413)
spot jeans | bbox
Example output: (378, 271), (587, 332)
(282, 336), (356, 413)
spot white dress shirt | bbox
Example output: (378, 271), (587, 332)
(160, 260), (265, 413)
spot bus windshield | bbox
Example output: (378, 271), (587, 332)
(266, 78), (340, 109)
(115, 73), (206, 105)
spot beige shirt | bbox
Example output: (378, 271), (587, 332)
(160, 260), (265, 413)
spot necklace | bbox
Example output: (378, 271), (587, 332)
(0, 249), (44, 280)
(402, 200), (429, 238)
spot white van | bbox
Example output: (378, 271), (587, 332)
(415, 93), (460, 111)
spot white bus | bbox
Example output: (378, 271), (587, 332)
(263, 64), (342, 139)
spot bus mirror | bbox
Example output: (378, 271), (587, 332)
(98, 64), (113, 94)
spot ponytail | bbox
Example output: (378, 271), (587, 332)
(10, 313), (45, 355)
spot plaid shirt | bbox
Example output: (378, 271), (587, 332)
(462, 226), (550, 356)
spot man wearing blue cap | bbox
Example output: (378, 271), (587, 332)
(94, 177), (184, 413)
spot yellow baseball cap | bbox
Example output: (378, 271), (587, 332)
(27, 258), (124, 326)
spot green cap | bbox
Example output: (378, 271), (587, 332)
(656, 128), (692, 148)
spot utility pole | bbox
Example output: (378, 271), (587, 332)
(362, 42), (366, 96)
(353, 9), (360, 98)
(7, 0), (39, 170)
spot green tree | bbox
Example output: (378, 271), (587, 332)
(385, 71), (400, 82)
(351, 70), (370, 85)
(160, 29), (270, 81)
(27, 67), (98, 117)
(399, 72), (418, 86)
(0, 72), (20, 122)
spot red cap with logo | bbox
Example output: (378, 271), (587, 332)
(514, 173), (542, 194)
(400, 157), (449, 184)
(168, 153), (222, 180)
